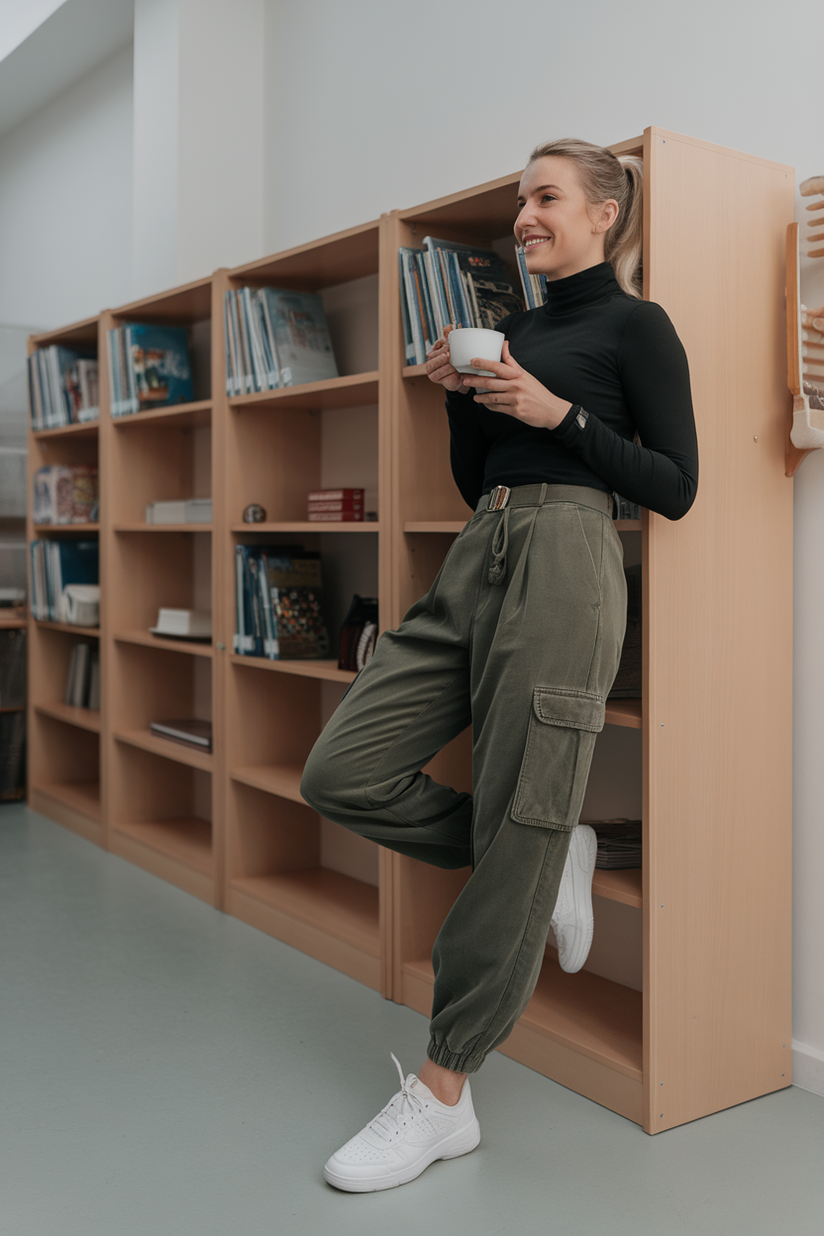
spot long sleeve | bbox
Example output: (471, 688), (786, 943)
(550, 301), (699, 521)
(445, 387), (490, 510)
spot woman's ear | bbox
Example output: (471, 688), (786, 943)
(593, 199), (619, 234)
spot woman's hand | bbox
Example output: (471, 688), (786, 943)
(425, 325), (472, 393)
(470, 341), (573, 429)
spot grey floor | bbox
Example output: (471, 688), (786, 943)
(1, 804), (822, 1236)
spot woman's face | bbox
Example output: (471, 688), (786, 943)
(515, 156), (618, 282)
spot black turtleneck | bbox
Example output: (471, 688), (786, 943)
(444, 261), (699, 520)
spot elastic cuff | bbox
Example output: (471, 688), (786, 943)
(427, 1037), (486, 1075)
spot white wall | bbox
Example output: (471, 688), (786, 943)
(0, 43), (133, 330)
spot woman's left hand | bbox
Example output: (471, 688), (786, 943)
(470, 341), (572, 430)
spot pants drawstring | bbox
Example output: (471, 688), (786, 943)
(488, 507), (510, 585)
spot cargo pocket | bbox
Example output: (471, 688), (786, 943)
(511, 687), (605, 831)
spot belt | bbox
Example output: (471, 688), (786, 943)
(475, 483), (614, 517)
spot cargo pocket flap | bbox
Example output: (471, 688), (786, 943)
(533, 687), (605, 733)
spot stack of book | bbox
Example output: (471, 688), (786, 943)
(33, 466), (98, 525)
(149, 718), (212, 752)
(398, 237), (525, 365)
(27, 347), (99, 429)
(515, 247), (548, 310)
(585, 819), (643, 869)
(64, 642), (100, 710)
(107, 323), (193, 417)
(223, 286), (338, 395)
(306, 488), (364, 522)
(234, 546), (329, 660)
(145, 499), (212, 525)
(29, 540), (98, 623)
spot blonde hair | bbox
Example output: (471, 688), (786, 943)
(527, 138), (643, 299)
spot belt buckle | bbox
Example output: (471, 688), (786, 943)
(487, 485), (511, 511)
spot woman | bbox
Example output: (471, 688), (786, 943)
(301, 138), (699, 1192)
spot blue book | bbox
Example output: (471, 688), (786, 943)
(125, 324), (193, 411)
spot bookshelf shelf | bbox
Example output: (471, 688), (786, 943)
(114, 524), (212, 533)
(34, 702), (100, 733)
(37, 780), (101, 822)
(114, 728), (213, 772)
(229, 372), (379, 414)
(230, 763), (303, 802)
(229, 522), (378, 534)
(110, 817), (212, 875)
(592, 867), (643, 909)
(114, 630), (213, 657)
(229, 654), (354, 683)
(33, 620), (100, 636)
(604, 699), (642, 730)
(33, 524), (100, 536)
(33, 421), (100, 440)
(28, 128), (793, 1134)
(111, 399), (213, 430)
(401, 951), (642, 1078)
(227, 868), (380, 989)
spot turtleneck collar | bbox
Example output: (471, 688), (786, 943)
(542, 261), (622, 317)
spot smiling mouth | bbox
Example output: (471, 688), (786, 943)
(523, 236), (551, 249)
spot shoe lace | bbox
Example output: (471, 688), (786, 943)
(366, 1053), (427, 1142)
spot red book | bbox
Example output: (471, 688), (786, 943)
(307, 510), (364, 522)
(307, 500), (364, 513)
(306, 488), (364, 503)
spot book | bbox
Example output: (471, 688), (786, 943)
(307, 510), (363, 522)
(306, 489), (364, 503)
(145, 499), (212, 525)
(581, 819), (642, 869)
(107, 324), (193, 416)
(33, 466), (98, 525)
(258, 288), (338, 387)
(29, 540), (98, 622)
(306, 499), (364, 512)
(150, 608), (212, 639)
(338, 595), (379, 671)
(234, 546), (328, 659)
(149, 718), (213, 751)
(27, 347), (99, 430)
(64, 642), (95, 708)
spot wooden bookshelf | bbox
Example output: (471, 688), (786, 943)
(27, 127), (793, 1135)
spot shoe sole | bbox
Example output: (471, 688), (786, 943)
(323, 1118), (481, 1192)
(554, 825), (597, 973)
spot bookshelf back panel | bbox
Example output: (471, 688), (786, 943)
(226, 667), (321, 769)
(28, 627), (97, 707)
(31, 434), (98, 473)
(112, 743), (210, 826)
(320, 274), (379, 375)
(109, 641), (210, 732)
(319, 818), (379, 889)
(110, 424), (209, 522)
(29, 711), (99, 786)
(320, 405), (379, 516)
(227, 409), (321, 522)
(316, 532), (379, 647)
(227, 781), (320, 880)
(109, 532), (210, 632)
(397, 532), (458, 620)
(547, 896), (642, 993)
(397, 380), (469, 524)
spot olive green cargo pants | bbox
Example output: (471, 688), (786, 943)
(301, 483), (627, 1074)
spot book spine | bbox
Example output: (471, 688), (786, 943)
(306, 511), (363, 522)
(306, 489), (364, 502)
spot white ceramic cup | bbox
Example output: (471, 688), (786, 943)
(447, 327), (505, 376)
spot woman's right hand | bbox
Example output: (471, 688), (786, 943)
(425, 325), (471, 393)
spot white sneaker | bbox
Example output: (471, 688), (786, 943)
(550, 824), (597, 973)
(323, 1052), (481, 1192)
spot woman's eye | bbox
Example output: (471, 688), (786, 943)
(542, 194), (556, 203)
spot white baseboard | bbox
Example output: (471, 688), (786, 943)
(792, 1039), (824, 1097)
